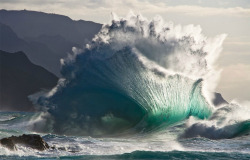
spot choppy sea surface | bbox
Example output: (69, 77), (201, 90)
(0, 112), (249, 160)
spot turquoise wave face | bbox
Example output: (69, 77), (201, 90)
(34, 14), (226, 136)
(36, 47), (211, 136)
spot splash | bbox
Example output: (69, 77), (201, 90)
(34, 13), (226, 136)
(181, 101), (250, 139)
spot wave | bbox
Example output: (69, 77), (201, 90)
(1, 151), (249, 160)
(181, 103), (250, 139)
(81, 151), (250, 160)
(32, 13), (227, 136)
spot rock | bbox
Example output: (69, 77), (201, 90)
(0, 134), (49, 151)
(0, 137), (16, 150)
(213, 92), (228, 106)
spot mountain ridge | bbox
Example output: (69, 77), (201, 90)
(0, 9), (102, 45)
(0, 50), (58, 111)
(0, 9), (102, 76)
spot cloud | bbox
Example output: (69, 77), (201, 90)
(160, 5), (250, 17)
(221, 64), (250, 82)
(0, 0), (250, 22)
(217, 38), (250, 67)
(216, 64), (250, 101)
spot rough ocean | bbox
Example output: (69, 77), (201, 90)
(0, 13), (249, 159)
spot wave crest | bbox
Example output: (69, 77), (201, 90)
(33, 13), (226, 136)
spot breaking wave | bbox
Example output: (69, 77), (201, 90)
(33, 13), (227, 137)
(181, 102), (250, 139)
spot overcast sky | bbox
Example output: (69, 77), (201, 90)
(1, 0), (250, 102)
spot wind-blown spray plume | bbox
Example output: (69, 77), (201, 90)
(34, 13), (226, 136)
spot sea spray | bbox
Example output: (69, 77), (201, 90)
(181, 101), (250, 139)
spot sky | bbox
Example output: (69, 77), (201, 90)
(1, 0), (250, 102)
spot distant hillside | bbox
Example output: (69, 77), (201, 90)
(0, 9), (102, 46)
(0, 50), (58, 111)
(0, 10), (102, 76)
(0, 23), (61, 75)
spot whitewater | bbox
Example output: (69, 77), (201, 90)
(0, 13), (249, 159)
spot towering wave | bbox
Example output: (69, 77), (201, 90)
(34, 13), (226, 136)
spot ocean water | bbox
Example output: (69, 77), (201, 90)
(1, 13), (249, 159)
(0, 112), (249, 159)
